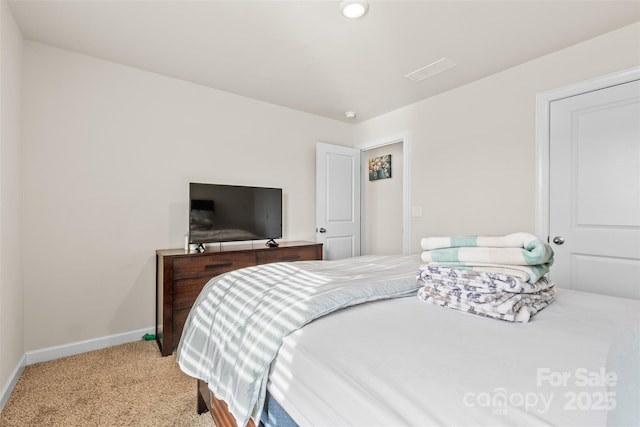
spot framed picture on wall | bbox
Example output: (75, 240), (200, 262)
(368, 154), (392, 181)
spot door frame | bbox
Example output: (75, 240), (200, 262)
(357, 131), (410, 254)
(534, 66), (640, 240)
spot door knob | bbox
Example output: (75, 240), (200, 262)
(318, 227), (327, 233)
(552, 236), (565, 245)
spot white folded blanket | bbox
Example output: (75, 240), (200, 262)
(420, 233), (553, 267)
(418, 264), (554, 293)
(417, 233), (555, 322)
(421, 232), (542, 251)
(420, 262), (551, 285)
(417, 284), (555, 323)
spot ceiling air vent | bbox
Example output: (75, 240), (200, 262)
(404, 58), (457, 83)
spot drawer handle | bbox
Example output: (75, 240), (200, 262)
(205, 262), (233, 269)
(280, 255), (301, 261)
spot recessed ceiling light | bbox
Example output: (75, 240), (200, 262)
(345, 111), (357, 119)
(340, 0), (369, 19)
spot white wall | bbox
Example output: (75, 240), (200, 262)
(21, 42), (352, 351)
(0, 0), (24, 406)
(354, 22), (640, 253)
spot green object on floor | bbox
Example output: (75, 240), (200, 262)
(142, 333), (155, 341)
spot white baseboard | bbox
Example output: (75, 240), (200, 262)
(0, 353), (26, 412)
(1, 326), (155, 411)
(25, 326), (155, 365)
(1, 327), (155, 411)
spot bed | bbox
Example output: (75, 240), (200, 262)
(177, 254), (640, 427)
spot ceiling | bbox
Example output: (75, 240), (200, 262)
(8, 0), (640, 122)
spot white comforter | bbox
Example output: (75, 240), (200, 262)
(177, 255), (422, 427)
(269, 288), (640, 426)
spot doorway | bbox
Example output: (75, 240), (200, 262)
(358, 133), (410, 255)
(362, 142), (403, 254)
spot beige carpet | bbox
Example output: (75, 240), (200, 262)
(0, 340), (214, 426)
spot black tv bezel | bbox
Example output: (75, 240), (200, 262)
(188, 182), (283, 245)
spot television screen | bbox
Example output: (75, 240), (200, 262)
(189, 183), (283, 244)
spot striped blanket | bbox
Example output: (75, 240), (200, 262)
(420, 233), (553, 283)
(420, 232), (554, 267)
(177, 255), (421, 427)
(421, 232), (547, 251)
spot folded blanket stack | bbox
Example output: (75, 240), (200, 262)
(416, 232), (555, 322)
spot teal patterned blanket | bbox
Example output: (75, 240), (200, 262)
(420, 232), (553, 283)
(421, 232), (553, 266)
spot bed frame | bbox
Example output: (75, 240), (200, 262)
(197, 379), (257, 427)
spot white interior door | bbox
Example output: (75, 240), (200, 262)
(316, 142), (361, 260)
(549, 79), (640, 299)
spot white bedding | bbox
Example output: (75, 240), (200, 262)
(177, 255), (422, 427)
(268, 288), (640, 426)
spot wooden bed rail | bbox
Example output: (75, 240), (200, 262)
(197, 379), (257, 427)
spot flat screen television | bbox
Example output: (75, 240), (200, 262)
(189, 182), (283, 246)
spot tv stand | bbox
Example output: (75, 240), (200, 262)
(156, 241), (323, 356)
(265, 239), (279, 248)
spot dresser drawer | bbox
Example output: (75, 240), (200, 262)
(173, 308), (191, 346)
(172, 253), (256, 279)
(156, 242), (322, 356)
(257, 245), (320, 264)
(173, 276), (212, 310)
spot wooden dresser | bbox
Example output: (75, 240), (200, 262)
(156, 241), (323, 356)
